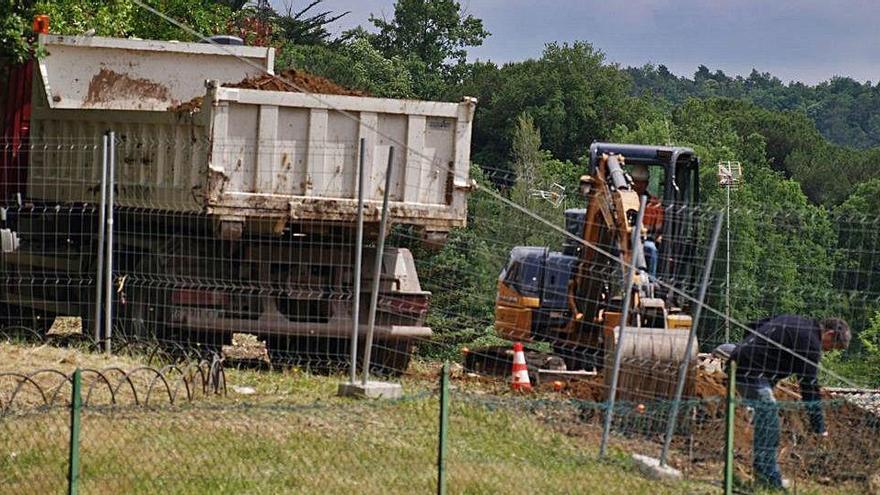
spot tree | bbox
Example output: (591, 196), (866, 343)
(510, 113), (542, 202)
(369, 0), (488, 75)
(0, 0), (237, 62)
(461, 41), (649, 184)
(628, 63), (880, 150)
(277, 31), (416, 98)
(273, 0), (348, 45)
(831, 179), (880, 335)
(225, 1), (348, 47)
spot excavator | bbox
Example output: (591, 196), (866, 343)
(493, 143), (702, 400)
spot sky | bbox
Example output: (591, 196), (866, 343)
(273, 0), (880, 85)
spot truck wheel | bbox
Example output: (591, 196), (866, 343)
(369, 339), (413, 377)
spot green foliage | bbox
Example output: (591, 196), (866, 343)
(369, 0), (488, 75)
(629, 64), (880, 151)
(0, 2), (34, 62)
(119, 0), (234, 42)
(786, 144), (880, 205)
(825, 309), (880, 386)
(510, 113), (543, 202)
(860, 310), (880, 355)
(413, 167), (506, 358)
(458, 42), (649, 183)
(832, 179), (880, 335)
(0, 0), (235, 62)
(277, 33), (416, 98)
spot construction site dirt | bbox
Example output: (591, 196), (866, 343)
(459, 346), (880, 487)
(542, 368), (880, 487)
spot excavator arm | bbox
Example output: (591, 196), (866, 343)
(567, 153), (645, 335)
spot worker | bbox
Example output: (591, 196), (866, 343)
(629, 164), (663, 277)
(724, 315), (851, 490)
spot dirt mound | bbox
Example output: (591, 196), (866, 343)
(169, 69), (365, 113)
(228, 69), (367, 96)
(560, 367), (880, 486)
(170, 96), (203, 113)
(564, 376), (607, 402)
(688, 369), (880, 485)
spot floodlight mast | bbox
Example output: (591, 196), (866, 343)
(717, 161), (742, 343)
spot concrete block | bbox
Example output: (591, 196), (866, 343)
(337, 381), (403, 399)
(631, 454), (682, 481)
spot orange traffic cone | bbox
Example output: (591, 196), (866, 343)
(511, 342), (532, 391)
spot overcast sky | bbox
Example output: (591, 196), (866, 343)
(273, 0), (880, 85)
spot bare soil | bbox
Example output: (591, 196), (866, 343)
(169, 69), (365, 113)
(228, 69), (366, 96)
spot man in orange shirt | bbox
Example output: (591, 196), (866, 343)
(630, 164), (663, 278)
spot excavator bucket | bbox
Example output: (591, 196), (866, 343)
(604, 326), (697, 402)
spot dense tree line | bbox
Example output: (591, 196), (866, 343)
(628, 64), (880, 150)
(4, 0), (880, 381)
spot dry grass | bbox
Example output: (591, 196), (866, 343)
(0, 340), (145, 373)
(0, 341), (868, 494)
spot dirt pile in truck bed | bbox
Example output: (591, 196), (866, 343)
(228, 69), (367, 96)
(169, 69), (365, 113)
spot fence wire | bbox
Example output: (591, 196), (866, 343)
(1, 116), (880, 493)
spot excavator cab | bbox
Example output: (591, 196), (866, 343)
(588, 143), (701, 293)
(495, 247), (578, 342)
(494, 143), (702, 400)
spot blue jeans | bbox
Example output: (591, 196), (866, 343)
(737, 378), (783, 488)
(643, 240), (658, 278)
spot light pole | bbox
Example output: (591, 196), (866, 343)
(717, 161), (742, 343)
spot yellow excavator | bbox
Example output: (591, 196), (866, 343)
(494, 143), (702, 400)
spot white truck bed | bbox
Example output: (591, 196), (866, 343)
(27, 35), (475, 233)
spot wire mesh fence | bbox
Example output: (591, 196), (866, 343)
(3, 365), (878, 494)
(2, 24), (880, 492)
(3, 134), (880, 493)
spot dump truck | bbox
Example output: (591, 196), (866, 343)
(0, 33), (476, 373)
(493, 143), (702, 399)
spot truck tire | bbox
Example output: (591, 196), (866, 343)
(369, 339), (413, 377)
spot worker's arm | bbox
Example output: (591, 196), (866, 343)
(799, 362), (826, 435)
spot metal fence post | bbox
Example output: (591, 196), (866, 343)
(349, 138), (366, 383)
(660, 213), (724, 465)
(599, 195), (647, 458)
(362, 147), (394, 384)
(93, 134), (108, 344)
(67, 368), (82, 495)
(437, 361), (450, 495)
(103, 131), (115, 354)
(724, 360), (737, 495)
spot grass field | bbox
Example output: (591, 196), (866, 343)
(0, 341), (861, 494)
